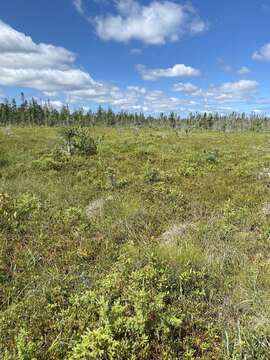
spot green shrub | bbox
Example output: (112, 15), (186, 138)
(0, 192), (41, 231)
(206, 152), (218, 163)
(3, 328), (39, 360)
(32, 149), (70, 171)
(60, 127), (97, 156)
(105, 167), (129, 189)
(14, 193), (41, 221)
(179, 164), (197, 177)
(144, 167), (162, 183)
(49, 249), (222, 359)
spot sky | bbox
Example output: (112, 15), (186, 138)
(1, 0), (270, 115)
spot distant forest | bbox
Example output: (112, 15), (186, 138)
(0, 93), (270, 131)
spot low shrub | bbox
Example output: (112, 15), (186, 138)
(144, 167), (162, 183)
(52, 248), (222, 359)
(105, 167), (129, 189)
(60, 127), (98, 156)
(32, 149), (70, 171)
(0, 192), (41, 231)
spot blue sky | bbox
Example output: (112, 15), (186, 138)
(1, 0), (270, 114)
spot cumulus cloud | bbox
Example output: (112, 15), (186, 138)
(0, 19), (108, 96)
(137, 64), (200, 81)
(68, 85), (198, 113)
(95, 0), (207, 45)
(174, 80), (259, 102)
(0, 19), (262, 115)
(0, 20), (200, 112)
(220, 80), (257, 93)
(173, 82), (199, 93)
(0, 21), (74, 65)
(0, 20), (94, 92)
(0, 68), (97, 92)
(253, 43), (270, 61)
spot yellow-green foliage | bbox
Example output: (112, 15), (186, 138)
(57, 247), (221, 359)
(0, 127), (270, 359)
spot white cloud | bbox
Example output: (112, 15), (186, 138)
(217, 58), (250, 75)
(0, 68), (97, 92)
(44, 100), (65, 109)
(50, 100), (64, 108)
(220, 80), (257, 93)
(0, 20), (92, 95)
(0, 51), (74, 70)
(0, 19), (104, 95)
(253, 43), (270, 61)
(137, 64), (200, 81)
(95, 0), (207, 45)
(202, 104), (238, 115)
(237, 66), (250, 75)
(0, 19), (262, 115)
(0, 19), (141, 109)
(67, 85), (200, 113)
(253, 109), (264, 114)
(0, 20), (75, 66)
(73, 0), (84, 15)
(0, 19), (155, 111)
(174, 80), (259, 103)
(173, 82), (199, 93)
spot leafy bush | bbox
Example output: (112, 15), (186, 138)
(3, 328), (39, 360)
(49, 249), (222, 359)
(60, 127), (97, 156)
(179, 163), (198, 177)
(141, 184), (186, 208)
(144, 167), (162, 183)
(0, 192), (41, 230)
(206, 152), (219, 163)
(106, 167), (129, 189)
(32, 148), (70, 171)
(55, 206), (84, 231)
(14, 193), (41, 220)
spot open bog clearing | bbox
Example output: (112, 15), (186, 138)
(1, 127), (270, 359)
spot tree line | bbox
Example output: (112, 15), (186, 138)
(0, 93), (270, 131)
